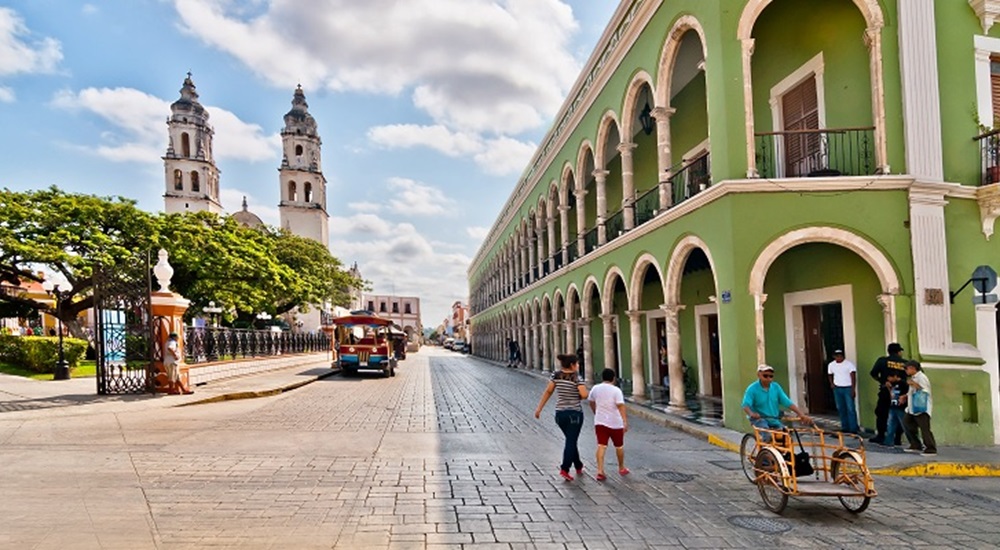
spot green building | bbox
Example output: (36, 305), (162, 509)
(468, 0), (1000, 447)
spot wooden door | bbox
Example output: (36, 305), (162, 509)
(782, 74), (820, 176)
(802, 305), (835, 414)
(708, 314), (722, 397)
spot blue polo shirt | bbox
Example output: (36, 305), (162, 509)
(742, 380), (793, 427)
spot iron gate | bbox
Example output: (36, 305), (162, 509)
(94, 254), (155, 394)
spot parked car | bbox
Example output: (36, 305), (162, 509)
(443, 338), (455, 350)
(453, 339), (467, 353)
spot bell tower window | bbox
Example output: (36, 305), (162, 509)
(191, 171), (200, 192)
(173, 169), (183, 191)
(295, 144), (303, 157)
(181, 133), (191, 157)
(289, 181), (297, 201)
(304, 182), (313, 202)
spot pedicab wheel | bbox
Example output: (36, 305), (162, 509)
(740, 433), (757, 483)
(755, 447), (789, 514)
(831, 451), (871, 513)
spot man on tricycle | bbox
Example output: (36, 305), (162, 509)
(742, 364), (812, 439)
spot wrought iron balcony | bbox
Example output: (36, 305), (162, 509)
(567, 242), (579, 264)
(553, 248), (564, 271)
(605, 209), (625, 242)
(583, 227), (599, 254)
(670, 152), (711, 204)
(634, 186), (659, 227)
(755, 126), (875, 179)
(976, 128), (1000, 186)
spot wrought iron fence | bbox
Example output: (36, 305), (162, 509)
(670, 152), (711, 204)
(755, 126), (874, 179)
(975, 128), (1000, 186)
(634, 187), (659, 226)
(583, 227), (599, 254)
(184, 326), (329, 364)
(605, 209), (625, 242)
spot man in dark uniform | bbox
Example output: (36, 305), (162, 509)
(869, 342), (907, 444)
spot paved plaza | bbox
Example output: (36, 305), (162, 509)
(2, 349), (1000, 549)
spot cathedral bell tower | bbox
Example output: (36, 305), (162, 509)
(163, 72), (222, 214)
(278, 85), (329, 247)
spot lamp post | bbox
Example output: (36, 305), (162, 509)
(202, 301), (223, 327)
(255, 311), (272, 330)
(40, 274), (71, 380)
(294, 319), (304, 333)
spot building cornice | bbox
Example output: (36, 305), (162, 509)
(970, 0), (1000, 34)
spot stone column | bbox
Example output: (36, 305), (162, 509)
(566, 319), (577, 356)
(547, 210), (558, 272)
(601, 314), (617, 380)
(754, 293), (768, 365)
(559, 204), (571, 265)
(581, 317), (593, 383)
(541, 320), (552, 372)
(575, 188), (588, 256)
(618, 142), (637, 230)
(741, 38), (759, 178)
(653, 106), (676, 211)
(535, 214), (546, 277)
(975, 304), (1000, 444)
(626, 310), (646, 399)
(150, 249), (193, 394)
(662, 303), (687, 411)
(528, 234), (538, 284)
(593, 169), (609, 245)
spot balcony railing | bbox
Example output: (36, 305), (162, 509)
(605, 209), (625, 242)
(583, 227), (599, 254)
(634, 186), (659, 226)
(184, 326), (329, 364)
(670, 152), (711, 204)
(567, 240), (579, 264)
(552, 249), (564, 271)
(755, 126), (875, 179)
(975, 128), (1000, 186)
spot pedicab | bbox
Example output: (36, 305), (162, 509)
(330, 312), (397, 377)
(739, 416), (877, 514)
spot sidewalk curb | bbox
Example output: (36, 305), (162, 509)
(870, 462), (1000, 477)
(176, 369), (340, 407)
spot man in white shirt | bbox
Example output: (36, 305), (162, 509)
(827, 349), (858, 433)
(588, 368), (629, 481)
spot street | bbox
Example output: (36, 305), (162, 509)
(2, 348), (1000, 549)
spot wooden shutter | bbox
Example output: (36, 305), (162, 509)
(990, 56), (1000, 127)
(782, 75), (820, 176)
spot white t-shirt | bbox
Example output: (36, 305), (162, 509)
(589, 383), (625, 429)
(827, 359), (856, 387)
(906, 371), (933, 417)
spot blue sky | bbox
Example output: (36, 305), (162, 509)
(0, 0), (617, 327)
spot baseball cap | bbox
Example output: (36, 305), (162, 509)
(833, 349), (844, 355)
(888, 342), (904, 354)
(757, 364), (774, 372)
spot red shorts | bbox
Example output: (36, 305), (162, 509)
(595, 424), (625, 447)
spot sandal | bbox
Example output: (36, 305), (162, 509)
(618, 468), (630, 476)
(595, 473), (606, 481)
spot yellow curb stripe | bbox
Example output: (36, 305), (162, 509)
(707, 433), (740, 453)
(871, 462), (1000, 477)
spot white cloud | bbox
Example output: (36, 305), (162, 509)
(386, 177), (454, 216)
(172, 0), (581, 174)
(0, 85), (13, 102)
(465, 226), (489, 240)
(347, 201), (381, 213)
(330, 213), (393, 238)
(50, 86), (279, 164)
(0, 7), (62, 76)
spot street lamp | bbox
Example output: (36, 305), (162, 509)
(40, 273), (71, 380)
(202, 301), (223, 327)
(294, 319), (304, 332)
(255, 311), (272, 330)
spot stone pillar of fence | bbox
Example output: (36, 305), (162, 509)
(150, 249), (192, 394)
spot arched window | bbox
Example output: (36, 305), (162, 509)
(173, 169), (183, 190)
(304, 182), (313, 202)
(288, 181), (297, 201)
(181, 133), (191, 157)
(190, 171), (200, 192)
(295, 144), (303, 156)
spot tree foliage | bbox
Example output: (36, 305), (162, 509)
(0, 187), (363, 333)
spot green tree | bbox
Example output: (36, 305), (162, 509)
(0, 187), (159, 336)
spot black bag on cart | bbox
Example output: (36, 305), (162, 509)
(791, 429), (814, 477)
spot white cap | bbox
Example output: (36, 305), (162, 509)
(757, 364), (774, 372)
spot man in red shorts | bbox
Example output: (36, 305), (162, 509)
(588, 367), (629, 480)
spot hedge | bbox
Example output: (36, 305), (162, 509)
(0, 335), (88, 374)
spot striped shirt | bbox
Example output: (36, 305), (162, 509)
(551, 371), (584, 411)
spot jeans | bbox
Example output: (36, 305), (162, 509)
(555, 409), (584, 472)
(884, 408), (907, 447)
(833, 386), (858, 433)
(750, 417), (782, 443)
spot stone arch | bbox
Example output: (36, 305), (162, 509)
(622, 71), (656, 139)
(601, 266), (629, 316)
(560, 163), (576, 205)
(629, 253), (666, 310)
(595, 111), (622, 168)
(748, 226), (900, 296)
(576, 141), (596, 189)
(655, 15), (709, 109)
(737, 0), (883, 38)
(665, 234), (721, 305)
(565, 283), (581, 320)
(582, 276), (602, 319)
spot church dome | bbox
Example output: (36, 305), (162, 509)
(170, 72), (207, 118)
(232, 196), (263, 228)
(282, 85), (318, 137)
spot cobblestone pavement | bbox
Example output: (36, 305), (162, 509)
(2, 349), (1000, 549)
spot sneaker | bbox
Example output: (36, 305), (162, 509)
(921, 450), (937, 457)
(595, 473), (607, 481)
(869, 436), (884, 445)
(619, 468), (630, 476)
(559, 470), (574, 481)
(904, 447), (923, 453)
(576, 466), (584, 475)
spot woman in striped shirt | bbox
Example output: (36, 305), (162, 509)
(534, 354), (589, 481)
